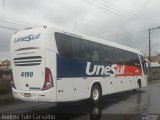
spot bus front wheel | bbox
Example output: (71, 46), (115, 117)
(137, 80), (141, 91)
(90, 84), (102, 104)
(133, 80), (141, 92)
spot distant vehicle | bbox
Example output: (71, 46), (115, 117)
(10, 26), (149, 103)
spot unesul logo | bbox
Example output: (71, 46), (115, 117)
(86, 62), (125, 76)
(14, 34), (40, 43)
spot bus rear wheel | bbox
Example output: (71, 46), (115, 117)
(90, 84), (102, 104)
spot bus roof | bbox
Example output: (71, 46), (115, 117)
(19, 26), (143, 56)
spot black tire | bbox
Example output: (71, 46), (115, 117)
(133, 80), (141, 92)
(137, 80), (141, 91)
(133, 80), (141, 93)
(90, 84), (102, 104)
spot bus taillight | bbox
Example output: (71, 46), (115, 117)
(11, 73), (16, 89)
(42, 67), (53, 91)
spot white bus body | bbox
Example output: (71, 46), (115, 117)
(10, 26), (147, 103)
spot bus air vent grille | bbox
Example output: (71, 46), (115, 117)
(13, 56), (42, 66)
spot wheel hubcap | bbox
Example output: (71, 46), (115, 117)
(93, 89), (99, 100)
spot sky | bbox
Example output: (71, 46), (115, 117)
(0, 0), (160, 60)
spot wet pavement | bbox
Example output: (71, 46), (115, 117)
(0, 82), (160, 120)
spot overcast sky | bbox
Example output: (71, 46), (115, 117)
(0, 0), (160, 60)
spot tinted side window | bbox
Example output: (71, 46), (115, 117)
(72, 37), (82, 61)
(63, 34), (72, 58)
(114, 48), (126, 64)
(82, 40), (100, 62)
(100, 45), (115, 64)
(134, 54), (141, 66)
(55, 32), (140, 65)
(55, 32), (64, 55)
(55, 32), (82, 59)
(125, 52), (140, 66)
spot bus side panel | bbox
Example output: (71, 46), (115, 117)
(104, 77), (140, 95)
(73, 78), (88, 101)
(56, 79), (74, 101)
(45, 49), (57, 102)
(138, 76), (146, 88)
(105, 77), (117, 94)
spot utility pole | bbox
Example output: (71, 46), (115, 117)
(149, 29), (151, 62)
(148, 26), (160, 82)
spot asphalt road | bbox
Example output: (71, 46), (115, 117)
(0, 82), (160, 120)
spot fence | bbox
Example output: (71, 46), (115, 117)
(150, 67), (160, 80)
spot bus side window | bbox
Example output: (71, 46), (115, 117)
(72, 38), (82, 61)
(82, 40), (100, 62)
(64, 36), (72, 58)
(55, 32), (64, 55)
(100, 45), (114, 64)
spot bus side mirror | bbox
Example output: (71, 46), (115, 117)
(144, 59), (150, 77)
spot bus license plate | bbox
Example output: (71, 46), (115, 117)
(24, 93), (31, 97)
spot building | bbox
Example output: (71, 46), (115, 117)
(151, 55), (160, 63)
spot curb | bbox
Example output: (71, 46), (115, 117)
(148, 80), (160, 84)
